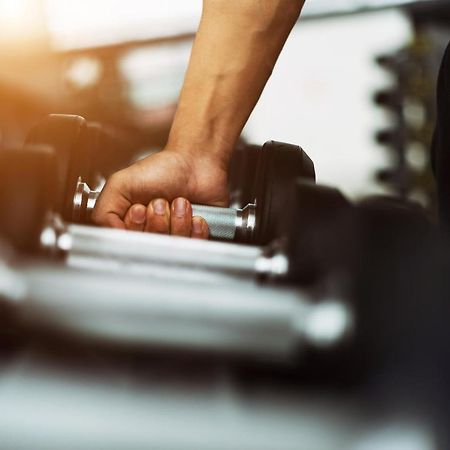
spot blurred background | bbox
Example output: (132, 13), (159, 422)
(1, 0), (449, 206)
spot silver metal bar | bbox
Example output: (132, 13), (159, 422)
(64, 224), (263, 275)
(17, 264), (310, 358)
(191, 204), (238, 240)
(3, 261), (352, 359)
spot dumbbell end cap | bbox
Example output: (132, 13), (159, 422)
(73, 178), (100, 224)
(235, 203), (257, 242)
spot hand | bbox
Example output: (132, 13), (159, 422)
(91, 149), (229, 239)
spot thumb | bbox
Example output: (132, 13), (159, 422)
(92, 184), (131, 230)
(102, 212), (127, 230)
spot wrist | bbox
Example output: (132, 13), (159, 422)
(165, 131), (234, 173)
(158, 144), (230, 204)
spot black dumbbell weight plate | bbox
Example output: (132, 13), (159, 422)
(285, 180), (353, 285)
(228, 143), (261, 208)
(0, 146), (57, 253)
(26, 115), (90, 221)
(254, 141), (315, 245)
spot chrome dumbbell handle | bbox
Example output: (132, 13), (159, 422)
(73, 178), (256, 242)
(191, 204), (256, 241)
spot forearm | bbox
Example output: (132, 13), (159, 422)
(167, 0), (305, 169)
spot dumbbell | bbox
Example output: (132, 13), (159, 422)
(25, 115), (142, 222)
(27, 115), (316, 245)
(73, 140), (315, 243)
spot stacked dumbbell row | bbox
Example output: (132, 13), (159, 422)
(1, 115), (315, 249)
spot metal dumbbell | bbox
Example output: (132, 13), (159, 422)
(71, 138), (314, 244)
(73, 178), (257, 242)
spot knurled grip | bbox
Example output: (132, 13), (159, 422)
(192, 205), (238, 240)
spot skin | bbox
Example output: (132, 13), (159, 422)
(92, 0), (306, 238)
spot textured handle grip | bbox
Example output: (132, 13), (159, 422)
(192, 205), (238, 240)
(76, 181), (240, 240)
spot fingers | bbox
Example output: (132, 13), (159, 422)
(191, 216), (209, 240)
(124, 204), (147, 232)
(120, 198), (210, 240)
(145, 199), (170, 234)
(170, 198), (192, 237)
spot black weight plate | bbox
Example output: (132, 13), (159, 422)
(88, 124), (135, 177)
(254, 141), (316, 245)
(70, 121), (129, 187)
(239, 144), (262, 207)
(228, 143), (261, 208)
(85, 122), (104, 187)
(26, 115), (90, 221)
(284, 180), (352, 285)
(0, 146), (57, 253)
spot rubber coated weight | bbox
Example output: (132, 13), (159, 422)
(85, 122), (135, 179)
(84, 122), (103, 187)
(285, 180), (353, 285)
(254, 141), (316, 245)
(238, 144), (262, 207)
(26, 115), (90, 221)
(228, 143), (261, 208)
(0, 146), (57, 252)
